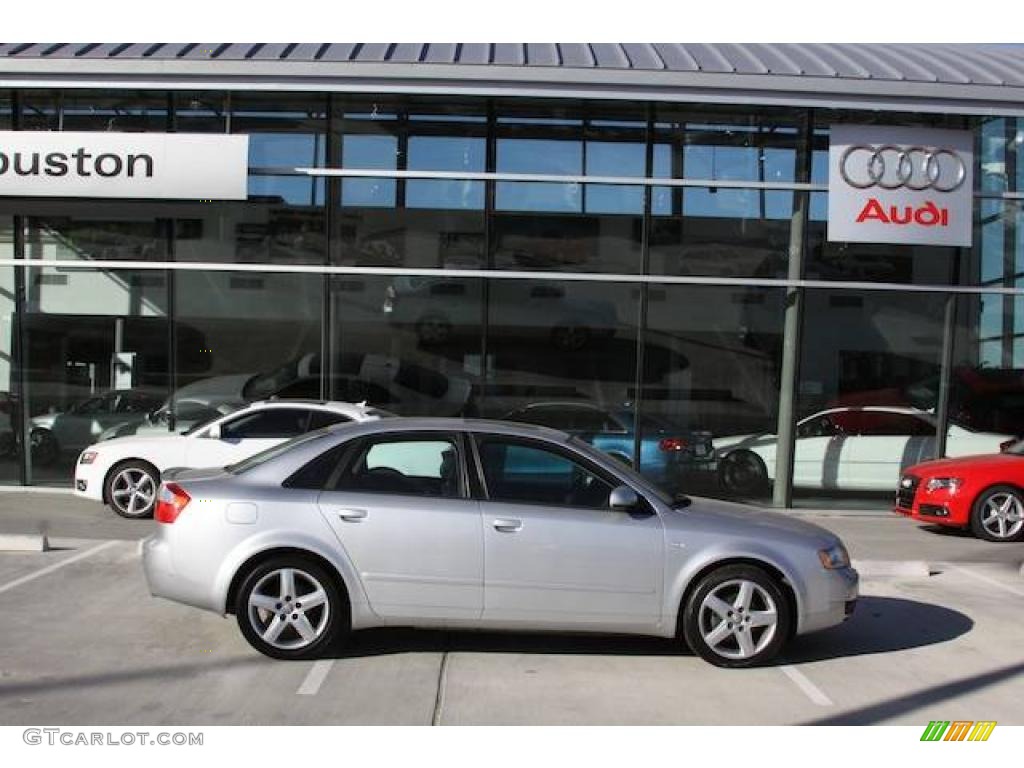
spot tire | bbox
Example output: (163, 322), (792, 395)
(235, 556), (349, 661)
(30, 428), (60, 466)
(681, 564), (792, 668)
(970, 485), (1024, 542)
(104, 460), (160, 519)
(718, 450), (769, 497)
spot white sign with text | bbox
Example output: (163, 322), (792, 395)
(0, 131), (249, 199)
(828, 125), (973, 247)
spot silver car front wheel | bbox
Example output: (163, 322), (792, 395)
(236, 557), (347, 660)
(682, 564), (791, 667)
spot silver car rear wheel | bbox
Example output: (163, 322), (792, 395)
(247, 568), (331, 651)
(236, 557), (348, 660)
(682, 564), (791, 667)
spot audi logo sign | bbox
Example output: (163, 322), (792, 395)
(828, 125), (973, 247)
(0, 131), (249, 200)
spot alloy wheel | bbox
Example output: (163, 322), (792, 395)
(697, 579), (779, 661)
(246, 568), (331, 651)
(110, 467), (157, 517)
(979, 492), (1024, 540)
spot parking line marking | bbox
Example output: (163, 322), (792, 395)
(946, 564), (1024, 598)
(0, 540), (118, 597)
(296, 660), (334, 696)
(779, 664), (833, 706)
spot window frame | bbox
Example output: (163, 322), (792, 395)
(467, 432), (626, 511)
(325, 430), (471, 500)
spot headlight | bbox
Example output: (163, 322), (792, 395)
(925, 477), (963, 493)
(818, 543), (850, 570)
(79, 451), (98, 465)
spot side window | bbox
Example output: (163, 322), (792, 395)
(335, 436), (463, 498)
(798, 415), (837, 438)
(476, 437), (615, 510)
(220, 408), (311, 439)
(284, 443), (350, 490)
(309, 411), (351, 430)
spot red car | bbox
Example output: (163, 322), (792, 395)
(894, 439), (1024, 542)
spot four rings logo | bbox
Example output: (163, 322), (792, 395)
(840, 144), (968, 192)
(828, 126), (972, 246)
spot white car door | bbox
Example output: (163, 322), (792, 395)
(184, 406), (318, 467)
(473, 434), (663, 631)
(792, 414), (846, 490)
(316, 432), (483, 621)
(835, 411), (935, 490)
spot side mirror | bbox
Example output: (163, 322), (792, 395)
(207, 423), (222, 440)
(609, 485), (640, 512)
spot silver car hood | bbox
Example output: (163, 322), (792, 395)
(666, 496), (839, 548)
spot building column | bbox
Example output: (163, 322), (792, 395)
(771, 112), (812, 508)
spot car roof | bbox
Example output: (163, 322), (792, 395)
(317, 416), (572, 442)
(815, 406), (934, 417)
(244, 399), (383, 419)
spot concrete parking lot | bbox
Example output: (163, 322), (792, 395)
(0, 492), (1022, 725)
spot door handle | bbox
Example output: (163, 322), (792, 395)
(336, 508), (368, 522)
(492, 518), (523, 533)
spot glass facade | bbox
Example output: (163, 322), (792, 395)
(2, 90), (1023, 509)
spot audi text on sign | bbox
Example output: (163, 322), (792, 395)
(828, 125), (973, 247)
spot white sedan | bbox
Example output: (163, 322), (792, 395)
(714, 406), (1012, 494)
(75, 401), (387, 518)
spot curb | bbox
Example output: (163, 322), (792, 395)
(0, 533), (50, 552)
(851, 559), (931, 578)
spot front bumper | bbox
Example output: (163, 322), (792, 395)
(799, 565), (859, 635)
(73, 463), (104, 502)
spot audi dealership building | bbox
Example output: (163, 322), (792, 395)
(0, 42), (1022, 508)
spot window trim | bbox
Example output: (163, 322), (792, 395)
(468, 432), (625, 511)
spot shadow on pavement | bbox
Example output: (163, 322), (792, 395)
(335, 627), (686, 659)
(334, 594), (972, 663)
(803, 660), (1024, 725)
(0, 656), (270, 698)
(784, 595), (972, 663)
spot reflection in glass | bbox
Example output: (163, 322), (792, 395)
(330, 275), (481, 416)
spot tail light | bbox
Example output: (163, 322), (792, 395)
(155, 482), (191, 524)
(658, 437), (689, 453)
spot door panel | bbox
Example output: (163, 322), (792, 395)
(481, 500), (663, 628)
(318, 491), (483, 621)
(316, 432), (483, 621)
(474, 435), (663, 629)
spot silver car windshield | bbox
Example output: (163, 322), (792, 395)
(226, 429), (337, 475)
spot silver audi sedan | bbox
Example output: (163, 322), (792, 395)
(141, 418), (858, 668)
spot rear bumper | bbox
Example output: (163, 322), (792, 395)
(141, 533), (221, 613)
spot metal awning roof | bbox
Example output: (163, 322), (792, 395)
(1, 43), (1023, 116)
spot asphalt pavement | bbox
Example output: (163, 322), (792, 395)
(0, 490), (1021, 725)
